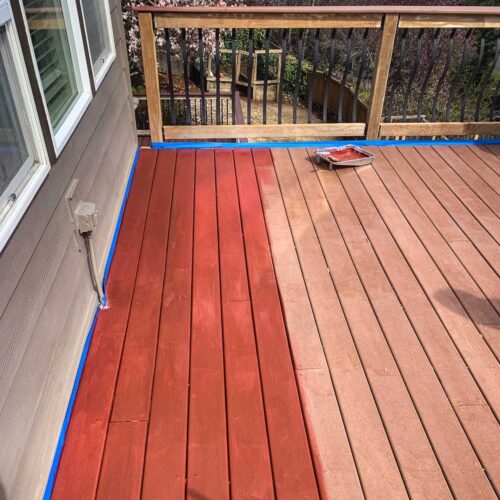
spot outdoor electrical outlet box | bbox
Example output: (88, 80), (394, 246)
(75, 201), (98, 234)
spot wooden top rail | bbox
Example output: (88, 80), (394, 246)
(133, 6), (500, 30)
(131, 6), (500, 15)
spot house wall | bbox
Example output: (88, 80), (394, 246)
(0, 1), (137, 498)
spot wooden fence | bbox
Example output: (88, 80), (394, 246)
(133, 6), (500, 142)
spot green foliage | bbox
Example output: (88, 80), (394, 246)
(283, 56), (311, 102)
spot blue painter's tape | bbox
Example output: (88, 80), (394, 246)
(42, 307), (99, 500)
(102, 146), (141, 292)
(43, 147), (140, 499)
(151, 138), (500, 150)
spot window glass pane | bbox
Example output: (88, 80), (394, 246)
(81, 0), (112, 76)
(23, 0), (79, 131)
(0, 25), (32, 202)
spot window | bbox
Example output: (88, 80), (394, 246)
(0, 0), (49, 250)
(81, 0), (115, 88)
(22, 0), (92, 155)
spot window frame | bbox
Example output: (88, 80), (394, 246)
(80, 0), (116, 90)
(0, 0), (49, 251)
(20, 0), (93, 157)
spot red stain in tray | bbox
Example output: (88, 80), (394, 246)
(326, 147), (369, 162)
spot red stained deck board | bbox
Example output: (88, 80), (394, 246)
(215, 149), (275, 498)
(142, 150), (196, 499)
(234, 149), (320, 499)
(52, 149), (158, 500)
(186, 149), (229, 499)
(111, 150), (176, 422)
(96, 421), (148, 499)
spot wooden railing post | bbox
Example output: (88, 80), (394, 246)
(138, 12), (163, 142)
(366, 14), (399, 139)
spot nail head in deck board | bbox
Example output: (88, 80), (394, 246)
(52, 150), (158, 499)
(235, 148), (320, 499)
(215, 149), (275, 498)
(111, 150), (176, 422)
(142, 149), (196, 499)
(188, 149), (229, 498)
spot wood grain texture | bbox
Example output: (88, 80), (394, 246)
(111, 150), (176, 421)
(275, 148), (449, 499)
(164, 123), (366, 139)
(187, 149), (229, 499)
(366, 14), (399, 139)
(138, 13), (162, 142)
(235, 149), (320, 499)
(215, 150), (274, 498)
(154, 13), (382, 29)
(142, 150), (195, 500)
(379, 121), (500, 137)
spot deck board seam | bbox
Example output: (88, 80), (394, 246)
(95, 150), (160, 496)
(430, 147), (500, 239)
(232, 150), (278, 498)
(273, 147), (407, 498)
(345, 157), (499, 424)
(374, 147), (500, 359)
(139, 150), (178, 496)
(398, 147), (500, 278)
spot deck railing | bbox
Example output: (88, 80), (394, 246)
(133, 6), (500, 142)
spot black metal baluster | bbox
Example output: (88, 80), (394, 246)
(164, 29), (176, 125)
(461, 36), (485, 121)
(247, 29), (254, 125)
(475, 38), (500, 121)
(446, 29), (471, 121)
(278, 29), (288, 124)
(308, 28), (320, 124)
(226, 98), (229, 124)
(402, 29), (424, 121)
(338, 29), (353, 123)
(215, 28), (221, 125)
(417, 29), (440, 122)
(432, 29), (456, 122)
(263, 29), (270, 125)
(490, 79), (500, 121)
(194, 98), (198, 124)
(386, 29), (407, 123)
(198, 28), (206, 125)
(322, 29), (337, 122)
(293, 29), (305, 124)
(180, 28), (191, 125)
(352, 28), (368, 122)
(231, 28), (236, 125)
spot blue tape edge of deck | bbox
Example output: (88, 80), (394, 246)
(43, 146), (140, 500)
(151, 138), (500, 149)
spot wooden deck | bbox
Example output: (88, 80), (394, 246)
(53, 144), (499, 499)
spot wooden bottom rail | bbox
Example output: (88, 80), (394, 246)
(163, 123), (366, 140)
(379, 121), (500, 137)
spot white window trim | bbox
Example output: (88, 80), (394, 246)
(20, 0), (92, 157)
(0, 0), (50, 251)
(81, 0), (116, 90)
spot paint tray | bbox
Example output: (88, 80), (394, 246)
(315, 145), (374, 169)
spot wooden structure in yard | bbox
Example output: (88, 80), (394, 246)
(205, 48), (282, 101)
(135, 6), (500, 142)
